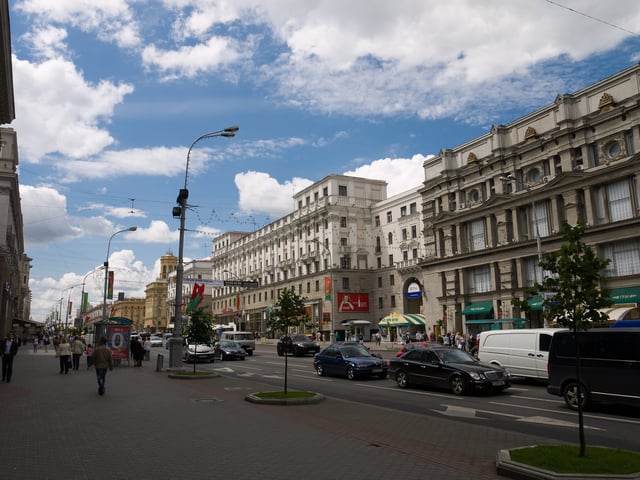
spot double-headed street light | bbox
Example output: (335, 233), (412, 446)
(102, 227), (138, 324)
(169, 126), (239, 370)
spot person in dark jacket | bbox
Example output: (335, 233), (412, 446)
(130, 336), (144, 367)
(91, 337), (113, 396)
(1, 332), (20, 382)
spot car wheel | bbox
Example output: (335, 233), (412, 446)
(563, 382), (589, 411)
(449, 375), (466, 395)
(346, 365), (356, 380)
(396, 370), (409, 388)
(277, 346), (283, 356)
(248, 350), (253, 356)
(241, 356), (245, 361)
(316, 364), (325, 376)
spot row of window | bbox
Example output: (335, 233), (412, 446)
(374, 202), (418, 226)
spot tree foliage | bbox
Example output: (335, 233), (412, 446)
(513, 221), (613, 456)
(267, 288), (309, 393)
(266, 287), (309, 335)
(182, 308), (214, 373)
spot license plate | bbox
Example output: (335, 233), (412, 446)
(492, 380), (505, 386)
(372, 368), (383, 373)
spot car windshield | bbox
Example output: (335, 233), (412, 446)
(437, 348), (476, 364)
(219, 340), (238, 348)
(340, 345), (371, 358)
(234, 333), (253, 340)
(290, 335), (309, 342)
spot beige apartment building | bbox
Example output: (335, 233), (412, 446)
(144, 253), (177, 332)
(420, 63), (640, 336)
(209, 64), (640, 340)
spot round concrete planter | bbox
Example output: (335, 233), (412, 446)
(167, 371), (219, 380)
(245, 391), (326, 405)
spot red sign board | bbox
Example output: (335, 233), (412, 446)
(337, 293), (369, 312)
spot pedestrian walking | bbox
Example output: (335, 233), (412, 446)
(1, 332), (20, 382)
(32, 335), (39, 353)
(130, 336), (144, 367)
(70, 336), (86, 371)
(56, 337), (72, 374)
(86, 344), (94, 369)
(91, 337), (113, 396)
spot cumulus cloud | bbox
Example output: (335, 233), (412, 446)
(21, 185), (82, 246)
(344, 154), (432, 196)
(235, 171), (313, 217)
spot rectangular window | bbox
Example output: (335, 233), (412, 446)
(323, 187), (328, 197)
(603, 239), (640, 277)
(387, 211), (392, 223)
(402, 228), (407, 240)
(340, 237), (348, 246)
(411, 225), (417, 238)
(466, 265), (491, 293)
(410, 202), (417, 214)
(338, 185), (347, 196)
(594, 179), (634, 224)
(374, 215), (380, 226)
(625, 130), (635, 155)
(340, 256), (351, 269)
(340, 216), (347, 228)
(389, 274), (395, 286)
(523, 256), (543, 287)
(390, 295), (396, 308)
(378, 297), (383, 309)
(463, 219), (486, 252)
(342, 277), (350, 289)
(388, 254), (394, 266)
(400, 206), (407, 217)
(403, 250), (408, 261)
(377, 277), (382, 288)
(412, 248), (418, 259)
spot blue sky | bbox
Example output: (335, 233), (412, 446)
(6, 0), (640, 323)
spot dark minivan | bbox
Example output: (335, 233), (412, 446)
(547, 328), (640, 410)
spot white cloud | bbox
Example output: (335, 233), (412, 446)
(12, 56), (134, 162)
(235, 171), (313, 217)
(134, 220), (179, 244)
(344, 154), (431, 196)
(21, 185), (82, 246)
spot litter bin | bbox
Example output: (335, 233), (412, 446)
(156, 354), (164, 372)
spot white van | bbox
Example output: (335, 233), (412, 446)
(220, 331), (255, 355)
(477, 328), (566, 380)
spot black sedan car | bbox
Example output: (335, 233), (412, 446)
(277, 334), (321, 356)
(214, 340), (246, 361)
(388, 345), (511, 395)
(313, 343), (388, 380)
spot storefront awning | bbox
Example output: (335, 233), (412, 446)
(378, 312), (426, 327)
(462, 301), (494, 315)
(609, 286), (640, 304)
(598, 307), (639, 321)
(527, 296), (543, 311)
(464, 318), (526, 325)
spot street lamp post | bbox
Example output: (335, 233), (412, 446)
(310, 239), (335, 342)
(79, 269), (96, 331)
(170, 126), (239, 370)
(500, 174), (546, 326)
(102, 227), (138, 325)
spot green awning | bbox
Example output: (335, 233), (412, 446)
(379, 313), (426, 327)
(609, 286), (640, 304)
(527, 296), (543, 311)
(462, 301), (494, 315)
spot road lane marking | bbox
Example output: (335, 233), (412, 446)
(356, 383), (466, 400)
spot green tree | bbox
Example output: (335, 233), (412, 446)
(267, 287), (309, 393)
(182, 308), (214, 373)
(514, 222), (612, 456)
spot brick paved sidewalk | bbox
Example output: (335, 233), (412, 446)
(0, 348), (549, 480)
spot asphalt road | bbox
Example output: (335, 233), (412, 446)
(161, 343), (640, 452)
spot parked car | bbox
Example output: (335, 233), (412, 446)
(313, 343), (388, 380)
(214, 340), (246, 361)
(388, 345), (511, 395)
(277, 334), (320, 356)
(547, 328), (640, 410)
(183, 342), (216, 363)
(395, 341), (437, 357)
(147, 335), (163, 347)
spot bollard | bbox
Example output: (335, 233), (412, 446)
(156, 353), (164, 372)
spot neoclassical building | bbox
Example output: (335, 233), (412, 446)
(208, 64), (640, 340)
(420, 63), (640, 335)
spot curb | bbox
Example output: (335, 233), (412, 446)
(245, 392), (326, 405)
(496, 448), (640, 480)
(167, 371), (219, 380)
